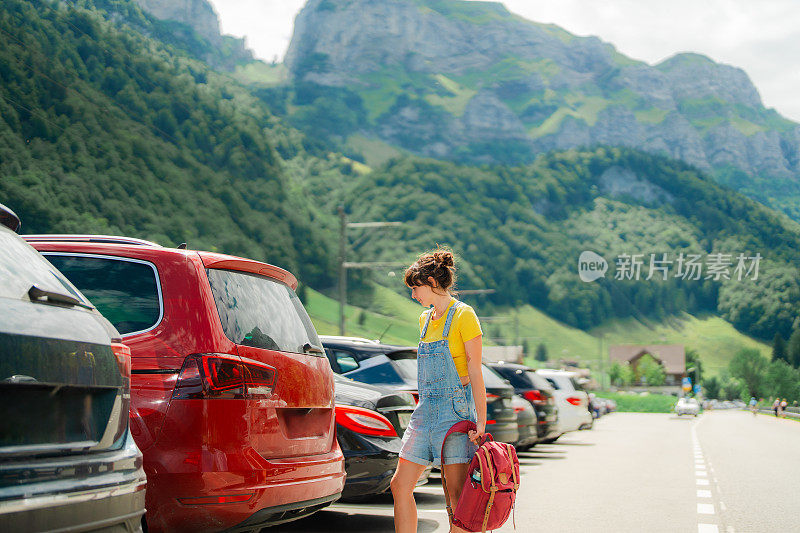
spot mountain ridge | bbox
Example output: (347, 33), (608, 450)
(278, 0), (800, 218)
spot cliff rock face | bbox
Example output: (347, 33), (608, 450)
(285, 0), (800, 197)
(133, 0), (252, 68)
(135, 0), (221, 43)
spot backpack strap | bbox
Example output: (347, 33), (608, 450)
(505, 443), (520, 490)
(439, 420), (476, 525)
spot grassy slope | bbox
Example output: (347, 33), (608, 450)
(306, 284), (771, 376)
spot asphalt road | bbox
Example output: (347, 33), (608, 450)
(270, 410), (800, 533)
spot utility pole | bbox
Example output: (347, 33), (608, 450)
(338, 206), (347, 336)
(338, 206), (404, 335)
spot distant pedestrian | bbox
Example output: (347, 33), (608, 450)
(780, 399), (788, 418)
(749, 397), (757, 416)
(773, 399), (780, 417)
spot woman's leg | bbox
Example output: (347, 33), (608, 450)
(441, 462), (470, 533)
(391, 458), (428, 533)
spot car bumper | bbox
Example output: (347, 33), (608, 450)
(487, 422), (519, 445)
(143, 446), (345, 533)
(339, 430), (403, 500)
(0, 432), (146, 532)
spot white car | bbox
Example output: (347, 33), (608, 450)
(536, 369), (593, 436)
(675, 397), (700, 416)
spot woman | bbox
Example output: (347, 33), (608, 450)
(390, 249), (487, 533)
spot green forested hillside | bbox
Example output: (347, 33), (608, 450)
(306, 148), (800, 341)
(0, 0), (336, 285)
(3, 0), (799, 362)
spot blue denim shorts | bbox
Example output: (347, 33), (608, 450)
(399, 384), (478, 467)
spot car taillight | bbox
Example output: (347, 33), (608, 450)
(486, 393), (500, 403)
(523, 390), (545, 404)
(410, 392), (419, 404)
(335, 405), (398, 437)
(566, 396), (582, 406)
(486, 420), (497, 425)
(111, 342), (131, 380)
(172, 354), (276, 400)
(514, 406), (525, 413)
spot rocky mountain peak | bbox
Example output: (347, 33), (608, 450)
(656, 53), (763, 108)
(282, 0), (800, 218)
(134, 0), (221, 45)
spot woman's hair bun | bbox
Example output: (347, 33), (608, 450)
(432, 250), (454, 268)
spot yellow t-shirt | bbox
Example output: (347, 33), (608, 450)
(418, 300), (482, 378)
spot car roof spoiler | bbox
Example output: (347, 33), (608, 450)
(0, 203), (21, 232)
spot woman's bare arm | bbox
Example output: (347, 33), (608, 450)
(464, 335), (486, 443)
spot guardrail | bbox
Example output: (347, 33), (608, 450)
(756, 408), (800, 419)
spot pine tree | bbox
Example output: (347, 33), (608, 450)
(772, 332), (788, 363)
(787, 329), (800, 369)
(535, 343), (548, 362)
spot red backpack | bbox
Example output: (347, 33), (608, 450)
(441, 421), (520, 532)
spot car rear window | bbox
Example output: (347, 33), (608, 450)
(0, 230), (87, 302)
(527, 371), (555, 391)
(393, 358), (418, 381)
(482, 365), (510, 388)
(206, 268), (320, 354)
(44, 254), (162, 335)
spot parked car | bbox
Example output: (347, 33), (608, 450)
(537, 369), (593, 439)
(321, 337), (419, 401)
(481, 365), (520, 444)
(511, 395), (538, 451)
(0, 209), (146, 531)
(26, 235), (345, 533)
(675, 397), (700, 416)
(321, 338), (519, 444)
(589, 393), (606, 418)
(334, 375), (430, 500)
(487, 361), (560, 443)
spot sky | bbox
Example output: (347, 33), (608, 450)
(210, 0), (800, 123)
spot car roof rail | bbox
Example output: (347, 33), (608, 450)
(22, 234), (163, 247)
(0, 203), (21, 232)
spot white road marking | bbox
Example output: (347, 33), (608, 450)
(698, 525), (719, 533)
(697, 503), (715, 515)
(696, 471), (708, 477)
(726, 527), (735, 533)
(697, 489), (712, 498)
(720, 501), (727, 511)
(697, 478), (710, 485)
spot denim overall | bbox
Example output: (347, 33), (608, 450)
(399, 300), (478, 467)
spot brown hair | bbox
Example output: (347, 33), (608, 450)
(404, 248), (456, 292)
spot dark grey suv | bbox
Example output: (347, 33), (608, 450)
(0, 204), (146, 531)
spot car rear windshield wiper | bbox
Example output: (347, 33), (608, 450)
(303, 343), (324, 355)
(28, 285), (93, 309)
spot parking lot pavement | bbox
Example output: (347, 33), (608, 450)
(268, 411), (800, 532)
(269, 441), (581, 532)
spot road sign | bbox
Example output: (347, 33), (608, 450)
(693, 384), (701, 395)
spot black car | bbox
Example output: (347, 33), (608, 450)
(321, 337), (419, 399)
(480, 365), (520, 445)
(322, 338), (520, 445)
(488, 361), (560, 443)
(0, 204), (146, 531)
(334, 375), (429, 500)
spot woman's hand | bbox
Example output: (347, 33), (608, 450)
(468, 422), (486, 445)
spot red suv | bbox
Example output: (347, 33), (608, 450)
(26, 235), (345, 532)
